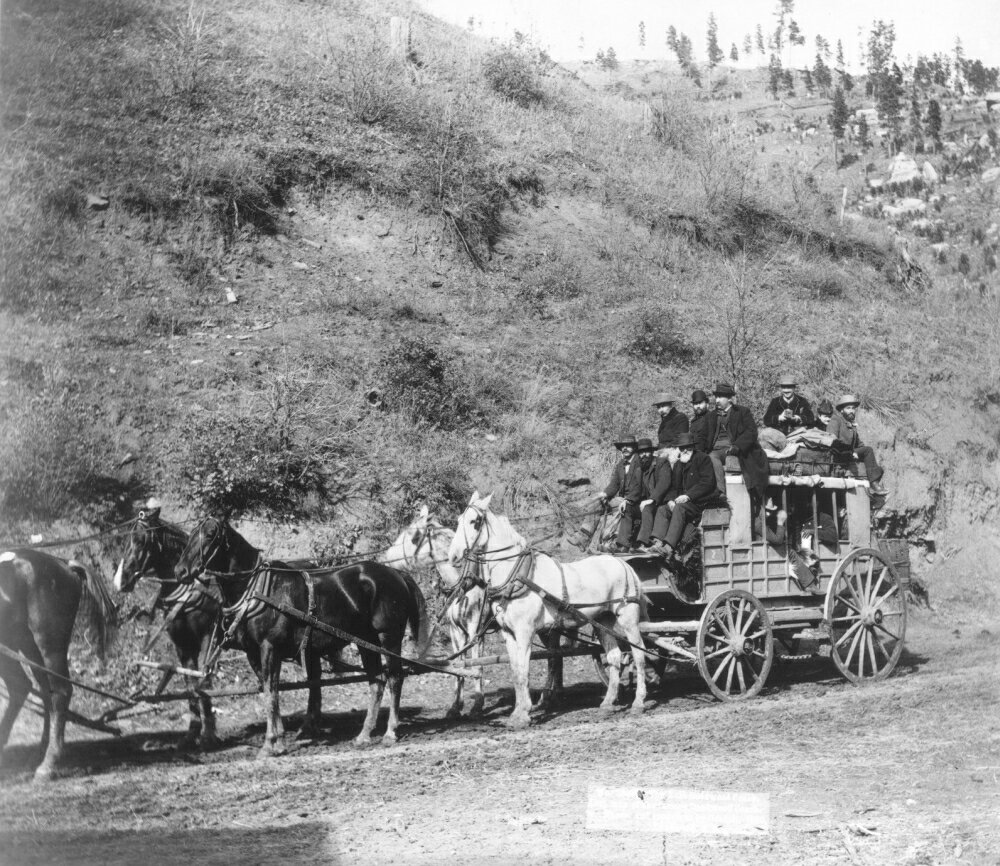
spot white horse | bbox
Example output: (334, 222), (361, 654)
(381, 506), (488, 719)
(448, 492), (648, 729)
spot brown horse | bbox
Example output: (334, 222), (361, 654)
(175, 517), (430, 758)
(114, 505), (221, 749)
(0, 548), (116, 780)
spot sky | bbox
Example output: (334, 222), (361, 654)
(417, 0), (1000, 71)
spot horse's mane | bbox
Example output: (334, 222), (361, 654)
(153, 518), (190, 556)
(485, 510), (528, 551)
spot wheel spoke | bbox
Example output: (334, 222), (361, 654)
(854, 628), (867, 679)
(871, 630), (892, 662)
(746, 628), (769, 641)
(735, 658), (747, 693)
(835, 595), (862, 616)
(738, 609), (761, 641)
(864, 556), (875, 600)
(844, 572), (865, 609)
(705, 646), (732, 661)
(868, 566), (888, 603)
(711, 653), (733, 684)
(872, 583), (900, 611)
(834, 617), (864, 648)
(724, 654), (736, 693)
(843, 623), (865, 671)
(866, 629), (879, 673)
(724, 602), (737, 638)
(873, 621), (902, 642)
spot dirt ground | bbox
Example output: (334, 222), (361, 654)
(1, 594), (998, 866)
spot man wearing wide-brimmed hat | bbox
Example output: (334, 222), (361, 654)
(763, 374), (815, 436)
(651, 393), (689, 448)
(598, 434), (644, 551)
(708, 382), (769, 510)
(827, 394), (888, 497)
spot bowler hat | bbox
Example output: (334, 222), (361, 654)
(713, 382), (736, 398)
(651, 393), (676, 407)
(613, 434), (637, 448)
(836, 394), (860, 410)
(776, 374), (797, 387)
(817, 399), (834, 414)
(691, 389), (709, 404)
(636, 437), (654, 452)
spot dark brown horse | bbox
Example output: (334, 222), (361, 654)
(114, 505), (221, 749)
(175, 517), (430, 758)
(0, 548), (116, 780)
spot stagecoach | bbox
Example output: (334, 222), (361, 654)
(612, 452), (910, 701)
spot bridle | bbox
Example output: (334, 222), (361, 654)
(176, 517), (231, 583)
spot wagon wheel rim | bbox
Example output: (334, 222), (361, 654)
(696, 589), (773, 702)
(825, 547), (907, 684)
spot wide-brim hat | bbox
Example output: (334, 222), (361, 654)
(691, 389), (709, 404)
(668, 432), (696, 449)
(613, 434), (638, 448)
(764, 497), (778, 511)
(776, 374), (797, 387)
(636, 437), (654, 452)
(651, 392), (676, 407)
(836, 394), (861, 410)
(713, 382), (736, 398)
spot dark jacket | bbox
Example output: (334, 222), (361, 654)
(690, 411), (715, 454)
(655, 408), (690, 447)
(603, 456), (644, 503)
(763, 394), (815, 435)
(639, 457), (658, 500)
(717, 404), (769, 496)
(649, 453), (718, 507)
(826, 411), (861, 449)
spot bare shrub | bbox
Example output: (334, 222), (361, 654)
(482, 44), (546, 107)
(625, 309), (703, 367)
(336, 32), (413, 125)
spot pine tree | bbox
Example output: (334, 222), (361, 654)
(908, 92), (923, 149)
(638, 21), (646, 51)
(730, 43), (739, 63)
(767, 54), (783, 98)
(605, 46), (619, 71)
(755, 24), (765, 56)
(706, 14), (724, 69)
(830, 86), (849, 138)
(867, 20), (896, 99)
(857, 114), (870, 149)
(877, 71), (902, 152)
(743, 34), (752, 57)
(803, 68), (815, 95)
(925, 98), (942, 143)
(814, 54), (833, 96)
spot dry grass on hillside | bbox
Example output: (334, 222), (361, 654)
(1, 0), (998, 561)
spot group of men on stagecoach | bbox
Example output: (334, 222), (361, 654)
(596, 376), (887, 559)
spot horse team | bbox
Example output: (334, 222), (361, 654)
(1, 493), (646, 780)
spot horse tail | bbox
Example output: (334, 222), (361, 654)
(68, 559), (118, 660)
(402, 571), (432, 658)
(623, 561), (648, 621)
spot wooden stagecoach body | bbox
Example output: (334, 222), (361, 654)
(622, 455), (910, 701)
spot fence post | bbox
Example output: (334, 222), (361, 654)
(389, 16), (411, 62)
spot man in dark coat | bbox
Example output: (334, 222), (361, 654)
(647, 433), (719, 557)
(598, 434), (644, 550)
(689, 388), (725, 495)
(651, 393), (689, 448)
(709, 383), (769, 510)
(763, 374), (815, 435)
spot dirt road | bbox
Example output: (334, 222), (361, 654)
(1, 601), (998, 866)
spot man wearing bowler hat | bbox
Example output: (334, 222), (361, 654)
(827, 395), (889, 497)
(598, 434), (644, 551)
(708, 382), (769, 513)
(689, 388), (726, 495)
(646, 432), (719, 558)
(763, 374), (815, 435)
(651, 393), (689, 448)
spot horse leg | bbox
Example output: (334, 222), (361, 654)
(256, 642), (286, 758)
(467, 636), (486, 718)
(31, 639), (71, 781)
(297, 651), (322, 741)
(598, 627), (623, 713)
(503, 626), (534, 730)
(620, 605), (648, 713)
(532, 629), (563, 713)
(0, 652), (30, 770)
(380, 634), (405, 746)
(353, 648), (385, 747)
(444, 619), (465, 720)
(174, 631), (203, 751)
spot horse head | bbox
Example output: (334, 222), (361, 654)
(384, 504), (460, 591)
(114, 506), (174, 592)
(174, 516), (231, 584)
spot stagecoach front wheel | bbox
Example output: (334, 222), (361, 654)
(696, 590), (774, 702)
(825, 547), (907, 684)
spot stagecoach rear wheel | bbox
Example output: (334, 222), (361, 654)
(825, 547), (907, 684)
(696, 590), (774, 702)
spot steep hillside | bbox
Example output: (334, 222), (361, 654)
(1, 0), (998, 606)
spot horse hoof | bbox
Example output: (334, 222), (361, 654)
(352, 735), (373, 748)
(200, 735), (222, 752)
(33, 765), (56, 783)
(380, 733), (398, 747)
(630, 701), (648, 714)
(256, 742), (286, 759)
(444, 706), (462, 721)
(505, 715), (530, 731)
(597, 703), (616, 715)
(468, 701), (485, 719)
(175, 736), (199, 752)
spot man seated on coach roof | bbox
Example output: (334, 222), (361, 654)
(707, 383), (769, 513)
(651, 393), (689, 448)
(645, 432), (719, 560)
(689, 388), (726, 497)
(598, 434), (644, 552)
(634, 438), (670, 549)
(812, 399), (834, 431)
(763, 374), (815, 436)
(826, 395), (889, 497)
